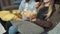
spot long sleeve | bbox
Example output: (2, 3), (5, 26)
(34, 19), (52, 28)
(18, 0), (25, 12)
(28, 0), (35, 11)
(32, 19), (53, 31)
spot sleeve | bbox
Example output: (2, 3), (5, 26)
(18, 0), (25, 12)
(29, 0), (35, 11)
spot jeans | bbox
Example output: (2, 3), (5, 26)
(9, 26), (18, 34)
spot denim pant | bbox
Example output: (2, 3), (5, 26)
(9, 26), (18, 34)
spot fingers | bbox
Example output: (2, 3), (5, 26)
(31, 18), (36, 22)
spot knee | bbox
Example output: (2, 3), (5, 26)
(9, 26), (18, 34)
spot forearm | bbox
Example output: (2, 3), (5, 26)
(33, 19), (52, 28)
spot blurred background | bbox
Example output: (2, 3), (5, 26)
(0, 0), (60, 10)
(0, 0), (22, 10)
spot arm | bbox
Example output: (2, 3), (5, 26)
(30, 18), (53, 31)
(18, 0), (25, 12)
(31, 18), (53, 28)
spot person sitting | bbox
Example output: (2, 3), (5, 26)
(8, 0), (53, 34)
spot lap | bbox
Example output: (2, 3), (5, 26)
(11, 20), (44, 34)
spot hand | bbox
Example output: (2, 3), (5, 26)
(30, 18), (36, 22)
(31, 18), (36, 21)
(15, 14), (22, 19)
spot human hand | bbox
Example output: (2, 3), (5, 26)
(15, 14), (22, 19)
